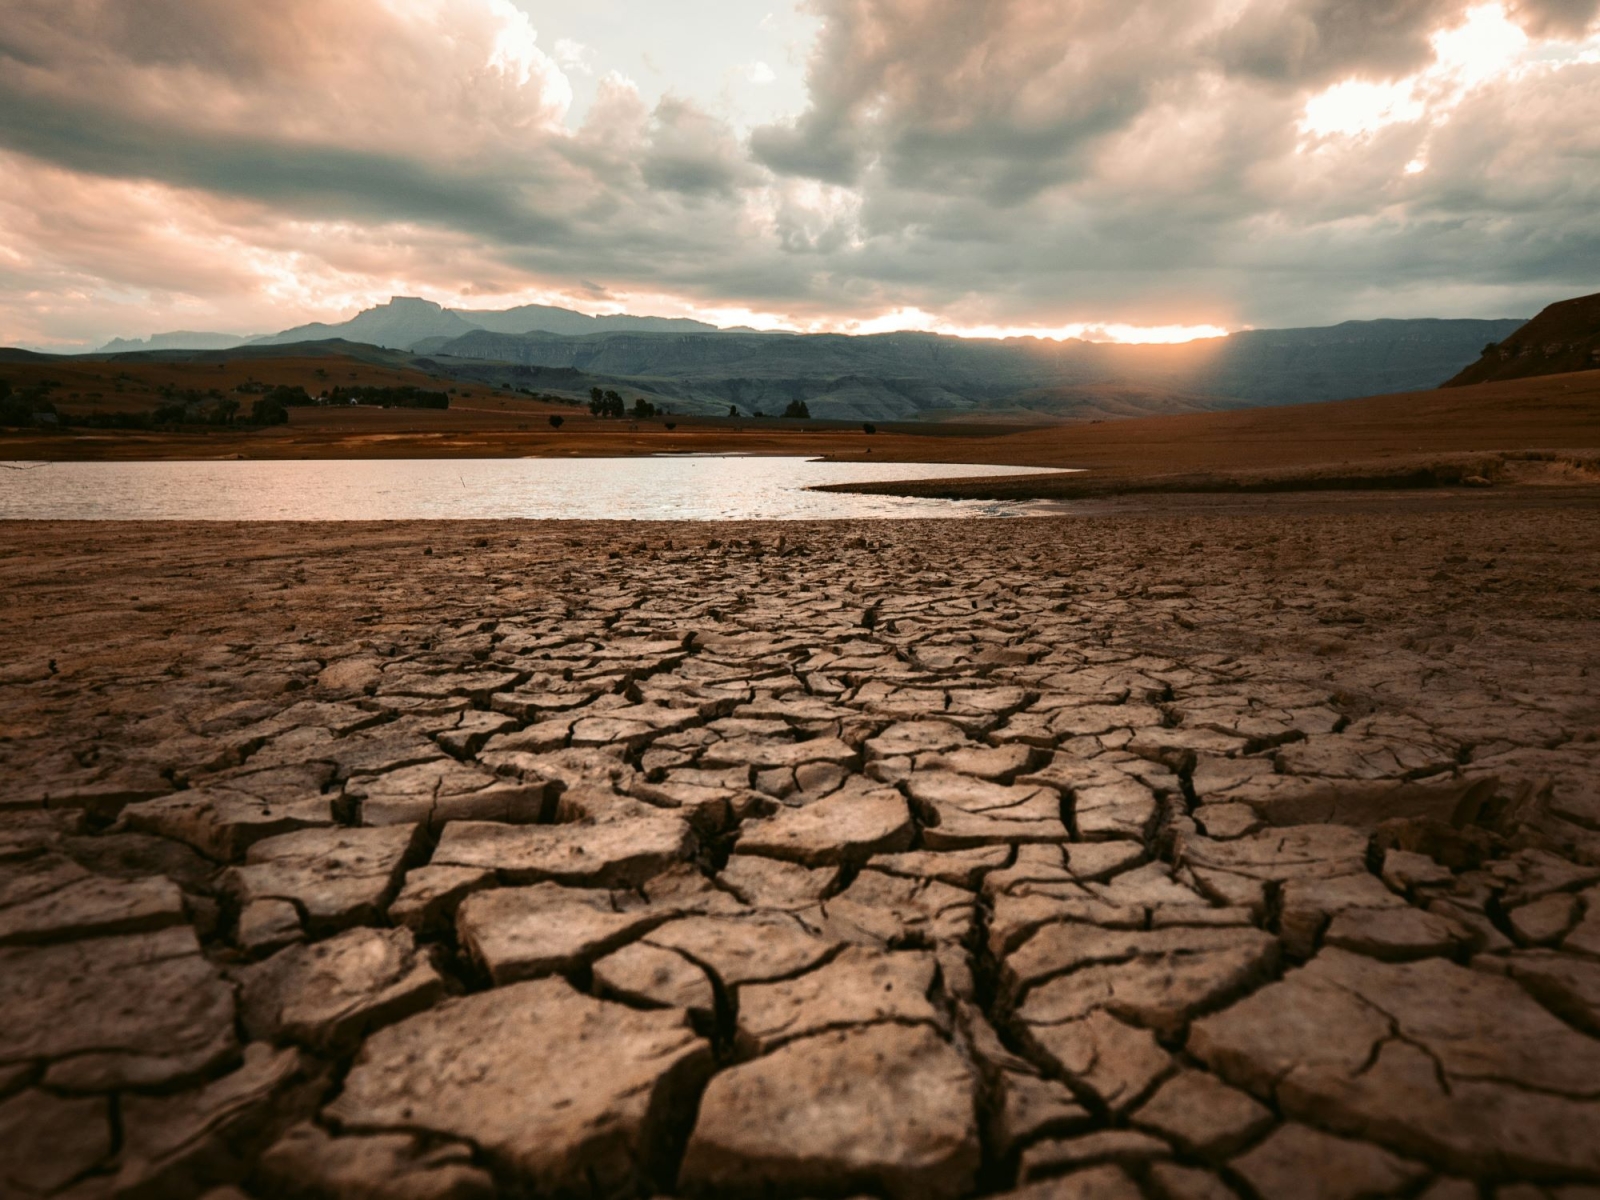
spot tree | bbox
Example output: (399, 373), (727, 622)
(632, 396), (656, 420)
(664, 421), (676, 431)
(1482, 342), (1500, 357)
(0, 378), (31, 427)
(264, 384), (314, 408)
(549, 414), (564, 429)
(250, 397), (289, 426)
(728, 405), (739, 418)
(862, 422), (877, 434)
(782, 399), (811, 419)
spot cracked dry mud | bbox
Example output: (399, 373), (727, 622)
(2, 500), (1599, 1200)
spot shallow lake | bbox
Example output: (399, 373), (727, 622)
(0, 456), (1061, 521)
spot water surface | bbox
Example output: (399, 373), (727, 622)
(0, 456), (1060, 521)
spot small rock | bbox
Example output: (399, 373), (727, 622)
(1510, 892), (1581, 947)
(388, 864), (494, 935)
(1565, 887), (1600, 956)
(0, 873), (186, 946)
(0, 926), (237, 1091)
(457, 882), (670, 984)
(719, 854), (838, 909)
(1145, 1162), (1242, 1200)
(1019, 1009), (1173, 1113)
(593, 941), (715, 1017)
(645, 912), (839, 989)
(1131, 1069), (1273, 1158)
(122, 763), (336, 861)
(1380, 848), (1453, 895)
(1019, 1130), (1172, 1180)
(988, 1070), (1094, 1160)
(224, 824), (422, 935)
(734, 781), (914, 866)
(235, 898), (304, 955)
(1278, 871), (1404, 958)
(0, 1089), (112, 1195)
(1323, 905), (1464, 961)
(990, 1166), (1144, 1199)
(433, 817), (695, 888)
(1229, 1123), (1427, 1200)
(680, 1023), (980, 1200)
(327, 978), (712, 1196)
(256, 1121), (495, 1200)
(236, 926), (445, 1053)
(113, 1043), (320, 1198)
(736, 947), (943, 1054)
(1193, 803), (1262, 841)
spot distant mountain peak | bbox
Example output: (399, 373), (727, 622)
(96, 330), (258, 353)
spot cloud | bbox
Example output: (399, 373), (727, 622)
(1211, 0), (1465, 86)
(1509, 0), (1600, 35)
(0, 0), (1596, 348)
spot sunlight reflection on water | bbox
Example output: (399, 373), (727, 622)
(0, 456), (1064, 520)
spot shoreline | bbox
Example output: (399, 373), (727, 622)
(4, 368), (1598, 506)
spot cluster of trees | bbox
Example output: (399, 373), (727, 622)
(326, 385), (449, 410)
(724, 400), (815, 419)
(0, 379), (43, 427)
(0, 375), (465, 434)
(588, 387), (663, 420)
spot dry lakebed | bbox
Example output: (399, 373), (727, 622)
(2, 490), (1599, 1198)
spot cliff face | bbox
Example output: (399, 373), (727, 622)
(1444, 292), (1600, 386)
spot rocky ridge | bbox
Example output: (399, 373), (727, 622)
(0, 506), (1597, 1198)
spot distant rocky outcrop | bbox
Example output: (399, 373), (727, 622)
(455, 304), (718, 338)
(248, 297), (718, 352)
(250, 298), (479, 351)
(98, 299), (722, 358)
(97, 331), (258, 353)
(1443, 292), (1600, 387)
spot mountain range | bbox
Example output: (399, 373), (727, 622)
(100, 297), (719, 353)
(99, 330), (262, 353)
(84, 297), (1532, 421)
(416, 317), (1529, 420)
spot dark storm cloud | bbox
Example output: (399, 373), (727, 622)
(1210, 0), (1463, 85)
(1510, 0), (1600, 34)
(0, 0), (1597, 347)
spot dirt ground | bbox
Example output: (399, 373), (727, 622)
(2, 491), (1598, 1197)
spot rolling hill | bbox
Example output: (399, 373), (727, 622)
(1444, 291), (1600, 387)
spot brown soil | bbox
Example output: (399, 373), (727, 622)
(1, 495), (1598, 1196)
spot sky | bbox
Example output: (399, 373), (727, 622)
(1, 0), (1597, 350)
